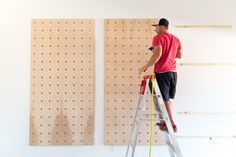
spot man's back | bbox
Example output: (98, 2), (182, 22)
(139, 18), (182, 133)
(152, 32), (181, 73)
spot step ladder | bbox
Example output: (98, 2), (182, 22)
(125, 75), (183, 157)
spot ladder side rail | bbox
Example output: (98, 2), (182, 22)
(126, 79), (150, 157)
(153, 79), (183, 157)
(130, 78), (150, 157)
(166, 134), (176, 157)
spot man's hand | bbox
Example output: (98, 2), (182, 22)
(139, 45), (162, 75)
(139, 66), (147, 75)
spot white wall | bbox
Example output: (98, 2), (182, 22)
(0, 0), (236, 157)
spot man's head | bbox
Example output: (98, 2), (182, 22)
(152, 18), (169, 34)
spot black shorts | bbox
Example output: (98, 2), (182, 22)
(155, 72), (177, 102)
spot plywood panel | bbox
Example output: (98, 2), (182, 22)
(104, 19), (166, 145)
(30, 19), (94, 145)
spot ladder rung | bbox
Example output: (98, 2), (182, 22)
(140, 114), (162, 118)
(142, 113), (159, 116)
(139, 118), (159, 121)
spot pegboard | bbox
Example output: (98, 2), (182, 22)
(30, 19), (94, 145)
(104, 19), (166, 145)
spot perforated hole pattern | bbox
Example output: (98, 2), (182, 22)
(30, 19), (95, 145)
(104, 19), (166, 145)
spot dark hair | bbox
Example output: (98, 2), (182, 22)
(158, 18), (169, 28)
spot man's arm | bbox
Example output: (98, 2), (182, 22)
(139, 45), (162, 75)
(176, 49), (182, 59)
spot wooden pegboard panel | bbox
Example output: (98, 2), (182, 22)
(104, 19), (166, 145)
(30, 19), (94, 145)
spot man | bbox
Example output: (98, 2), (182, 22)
(139, 18), (182, 132)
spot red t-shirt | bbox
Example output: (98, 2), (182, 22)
(152, 32), (181, 73)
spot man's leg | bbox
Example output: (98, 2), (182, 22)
(155, 100), (176, 125)
(155, 72), (177, 132)
(164, 100), (175, 126)
(157, 100), (177, 132)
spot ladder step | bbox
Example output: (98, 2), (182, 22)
(142, 113), (159, 116)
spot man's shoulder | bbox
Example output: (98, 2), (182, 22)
(153, 34), (164, 41)
(153, 34), (162, 38)
(168, 33), (180, 41)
